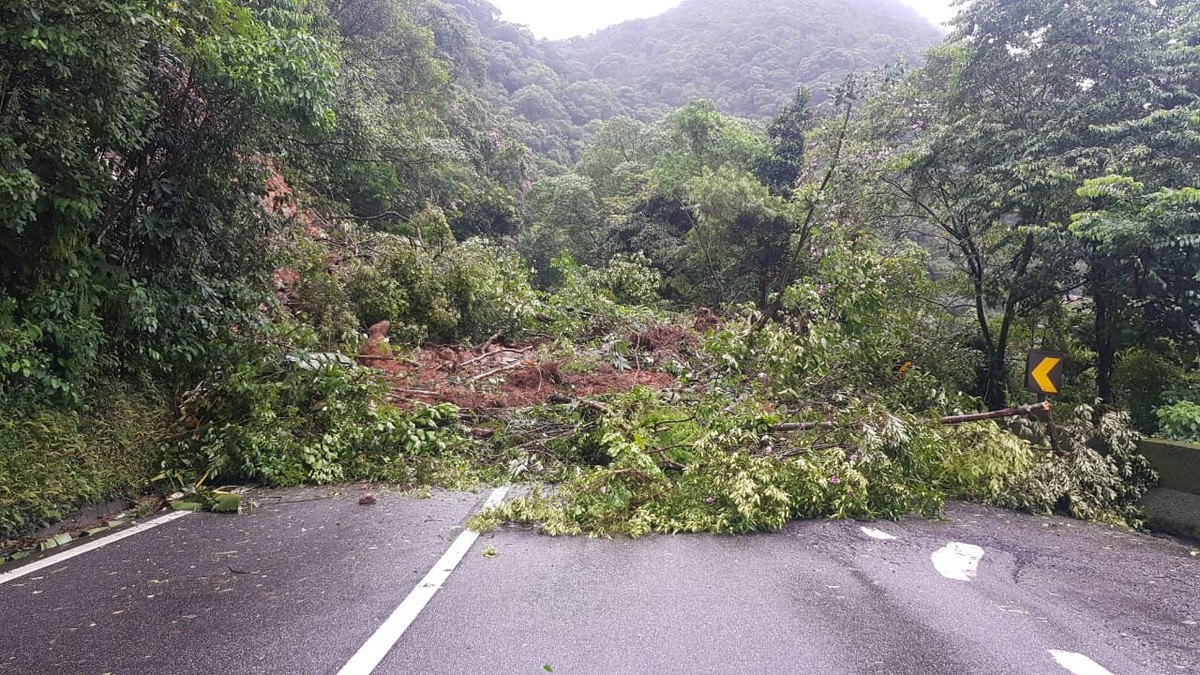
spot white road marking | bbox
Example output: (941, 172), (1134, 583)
(0, 511), (193, 585)
(860, 526), (897, 541)
(1049, 650), (1115, 675)
(337, 487), (510, 675)
(931, 542), (984, 582)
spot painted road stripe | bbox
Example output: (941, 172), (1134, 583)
(931, 542), (984, 582)
(338, 487), (510, 675)
(1049, 650), (1115, 675)
(0, 510), (193, 585)
(860, 526), (897, 541)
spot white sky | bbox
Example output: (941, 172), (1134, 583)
(486, 0), (958, 40)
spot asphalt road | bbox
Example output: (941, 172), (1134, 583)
(1, 488), (1197, 675)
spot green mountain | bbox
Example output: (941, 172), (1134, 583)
(442, 0), (943, 167)
(557, 0), (945, 118)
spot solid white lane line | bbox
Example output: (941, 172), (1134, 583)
(337, 487), (510, 675)
(0, 510), (194, 585)
(931, 542), (984, 582)
(1049, 650), (1115, 675)
(860, 526), (897, 541)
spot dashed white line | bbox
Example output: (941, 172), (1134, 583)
(860, 526), (897, 541)
(1049, 650), (1115, 675)
(0, 510), (194, 585)
(337, 486), (510, 675)
(931, 542), (984, 582)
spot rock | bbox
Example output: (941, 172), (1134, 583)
(358, 321), (392, 363)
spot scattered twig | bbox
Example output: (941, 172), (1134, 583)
(547, 394), (612, 414)
(388, 388), (440, 398)
(459, 347), (531, 369)
(651, 448), (688, 470)
(469, 359), (529, 383)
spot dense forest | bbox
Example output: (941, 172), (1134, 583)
(1, 0), (1197, 547)
(558, 0), (943, 117)
(437, 0), (943, 167)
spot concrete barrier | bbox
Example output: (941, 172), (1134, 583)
(1137, 439), (1200, 541)
(1138, 438), (1200, 495)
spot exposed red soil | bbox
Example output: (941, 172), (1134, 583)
(375, 340), (675, 411)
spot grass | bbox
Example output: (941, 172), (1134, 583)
(0, 386), (172, 542)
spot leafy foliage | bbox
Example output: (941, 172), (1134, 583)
(472, 386), (1153, 537)
(1157, 401), (1200, 443)
(0, 0), (339, 402)
(996, 406), (1157, 525)
(0, 386), (171, 541)
(163, 345), (464, 487)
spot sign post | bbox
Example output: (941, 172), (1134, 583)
(1025, 351), (1064, 397)
(1025, 350), (1068, 456)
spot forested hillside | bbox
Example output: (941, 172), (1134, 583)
(1, 0), (1198, 551)
(440, 0), (941, 167)
(557, 0), (943, 118)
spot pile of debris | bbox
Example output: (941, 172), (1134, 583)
(359, 321), (691, 411)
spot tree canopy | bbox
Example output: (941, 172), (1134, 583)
(1, 0), (1196, 545)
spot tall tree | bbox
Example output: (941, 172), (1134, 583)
(859, 0), (1192, 409)
(0, 0), (339, 400)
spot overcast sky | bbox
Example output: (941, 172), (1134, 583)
(487, 0), (958, 40)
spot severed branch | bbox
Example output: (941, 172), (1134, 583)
(469, 359), (529, 383)
(770, 402), (1052, 434)
(938, 402), (1050, 426)
(770, 421), (839, 433)
(460, 347), (532, 370)
(547, 394), (612, 415)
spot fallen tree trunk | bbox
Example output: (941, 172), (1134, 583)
(769, 402), (1051, 433)
(938, 402), (1050, 426)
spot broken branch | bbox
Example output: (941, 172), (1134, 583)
(469, 359), (529, 383)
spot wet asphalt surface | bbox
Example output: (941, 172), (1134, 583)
(0, 489), (1197, 675)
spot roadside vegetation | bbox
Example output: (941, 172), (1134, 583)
(1, 0), (1196, 547)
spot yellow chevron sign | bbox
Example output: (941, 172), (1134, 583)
(1025, 351), (1064, 396)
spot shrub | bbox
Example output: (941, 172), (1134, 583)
(340, 235), (538, 345)
(994, 405), (1156, 524)
(542, 252), (662, 336)
(1156, 400), (1200, 442)
(587, 252), (663, 306)
(1114, 348), (1181, 432)
(162, 348), (463, 487)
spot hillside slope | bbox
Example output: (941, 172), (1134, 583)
(557, 0), (944, 117)
(440, 0), (942, 167)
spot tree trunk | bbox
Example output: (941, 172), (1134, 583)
(1094, 286), (1116, 404)
(983, 352), (1009, 412)
(983, 233), (1036, 411)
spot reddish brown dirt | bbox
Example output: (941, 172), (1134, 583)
(628, 322), (697, 360)
(375, 341), (675, 411)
